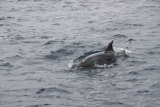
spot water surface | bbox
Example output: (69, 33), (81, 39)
(0, 0), (160, 107)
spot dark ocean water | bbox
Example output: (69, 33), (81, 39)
(0, 0), (160, 107)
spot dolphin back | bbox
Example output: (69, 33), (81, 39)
(76, 52), (115, 69)
(75, 40), (127, 69)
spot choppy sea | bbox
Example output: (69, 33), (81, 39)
(0, 0), (160, 107)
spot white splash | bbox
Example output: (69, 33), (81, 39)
(114, 47), (132, 55)
(94, 62), (114, 68)
(68, 60), (73, 68)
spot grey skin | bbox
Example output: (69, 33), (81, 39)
(76, 40), (126, 69)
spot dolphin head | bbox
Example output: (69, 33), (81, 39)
(105, 40), (114, 52)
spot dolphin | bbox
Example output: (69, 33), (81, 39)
(75, 40), (126, 69)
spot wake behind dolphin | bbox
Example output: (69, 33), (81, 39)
(75, 40), (127, 69)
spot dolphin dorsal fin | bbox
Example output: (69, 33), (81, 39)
(105, 40), (114, 52)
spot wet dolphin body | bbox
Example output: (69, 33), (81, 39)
(76, 40), (126, 69)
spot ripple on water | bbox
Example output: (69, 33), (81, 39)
(112, 34), (127, 38)
(44, 40), (57, 45)
(0, 17), (5, 20)
(41, 36), (51, 39)
(128, 71), (138, 75)
(88, 20), (96, 24)
(52, 23), (60, 26)
(26, 104), (50, 107)
(128, 38), (135, 42)
(0, 62), (13, 68)
(14, 35), (25, 40)
(8, 55), (23, 60)
(127, 60), (146, 66)
(137, 89), (150, 94)
(151, 83), (160, 89)
(104, 101), (132, 107)
(143, 65), (160, 71)
(36, 87), (71, 94)
(0, 16), (14, 20)
(125, 78), (137, 82)
(45, 48), (73, 60)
